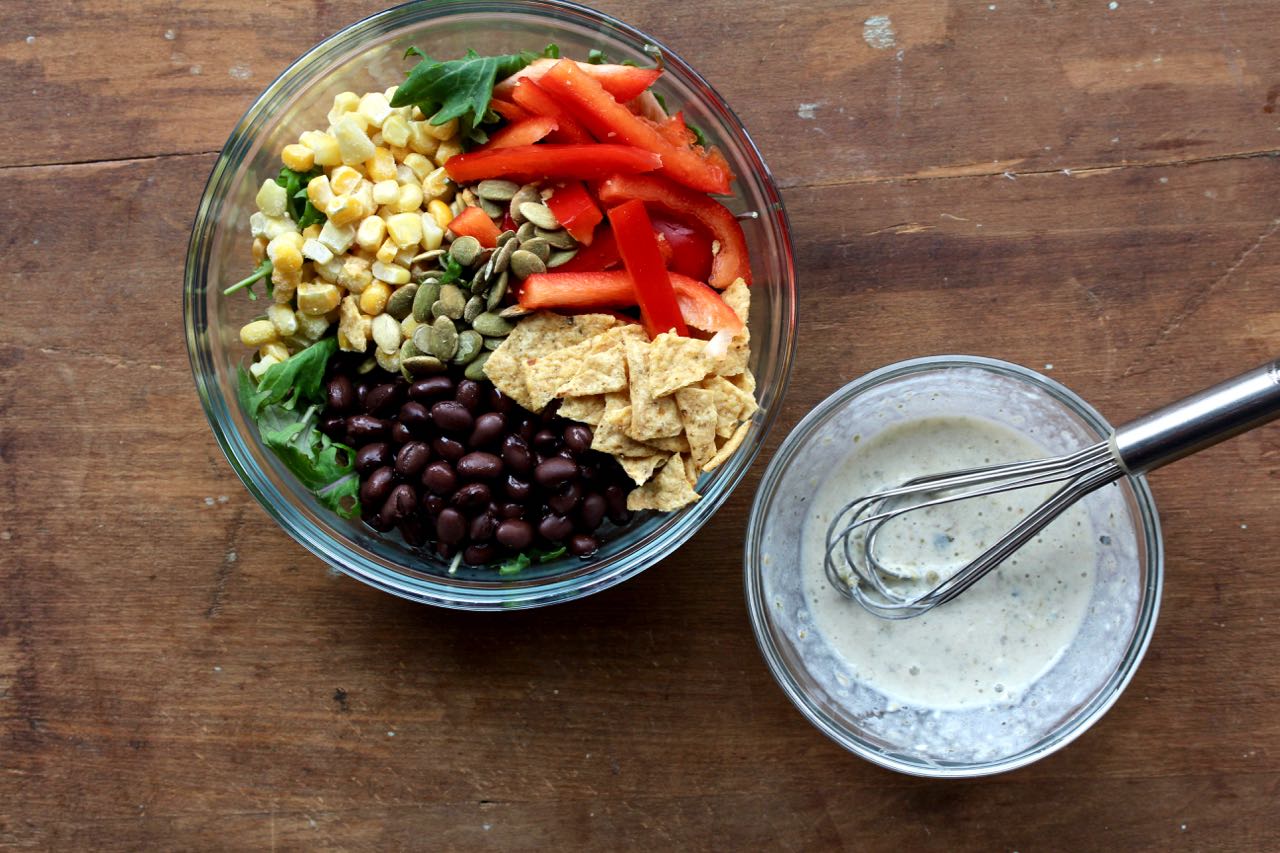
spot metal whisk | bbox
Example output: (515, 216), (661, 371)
(825, 359), (1280, 619)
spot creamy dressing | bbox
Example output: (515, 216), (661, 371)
(801, 416), (1098, 710)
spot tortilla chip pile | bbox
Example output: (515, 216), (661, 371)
(484, 279), (756, 512)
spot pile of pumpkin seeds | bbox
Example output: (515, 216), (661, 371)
(383, 180), (582, 382)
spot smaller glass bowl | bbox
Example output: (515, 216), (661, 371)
(745, 356), (1163, 777)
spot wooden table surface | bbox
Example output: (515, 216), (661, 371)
(4, 0), (1279, 849)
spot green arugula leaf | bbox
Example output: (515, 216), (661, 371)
(498, 552), (531, 576)
(587, 48), (608, 65)
(275, 166), (326, 227)
(534, 546), (567, 563)
(223, 258), (274, 300)
(652, 91), (668, 113)
(391, 45), (560, 130)
(243, 337), (337, 419)
(686, 121), (709, 148)
(437, 255), (465, 286)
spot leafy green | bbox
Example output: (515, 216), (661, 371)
(587, 48), (608, 65)
(223, 258), (274, 300)
(535, 546), (567, 562)
(686, 121), (709, 148)
(437, 255), (465, 286)
(391, 45), (560, 132)
(275, 166), (326, 228)
(241, 337), (336, 418)
(652, 91), (668, 113)
(495, 545), (567, 576)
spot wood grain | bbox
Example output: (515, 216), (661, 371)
(3, 0), (1280, 849)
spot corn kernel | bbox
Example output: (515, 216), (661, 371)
(375, 349), (401, 374)
(363, 148), (395, 183)
(400, 315), (421, 337)
(326, 195), (364, 227)
(434, 137), (463, 167)
(267, 303), (299, 337)
(353, 182), (375, 218)
(256, 179), (287, 217)
(406, 122), (439, 156)
(299, 130), (341, 167)
(422, 167), (451, 201)
(388, 145), (410, 164)
(381, 114), (411, 148)
(371, 260), (410, 285)
(394, 182), (425, 213)
(371, 313), (402, 354)
(314, 256), (343, 282)
(395, 246), (417, 268)
(318, 219), (357, 254)
(301, 238), (334, 264)
(239, 319), (278, 348)
(297, 282), (342, 316)
(334, 115), (377, 166)
(403, 153), (432, 181)
(358, 91), (393, 128)
(360, 281), (392, 315)
(252, 236), (267, 264)
(372, 179), (400, 206)
(375, 239), (399, 265)
(306, 175), (334, 210)
(338, 296), (368, 352)
(427, 199), (453, 231)
(249, 355), (281, 379)
(266, 234), (304, 273)
(327, 91), (360, 126)
(420, 215), (444, 251)
(385, 85), (400, 103)
(295, 310), (330, 340)
(356, 215), (387, 253)
(338, 256), (373, 294)
(251, 212), (298, 240)
(424, 118), (459, 140)
(330, 165), (363, 195)
(259, 341), (290, 363)
(281, 143), (315, 172)
(369, 131), (384, 148)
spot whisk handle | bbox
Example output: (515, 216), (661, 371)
(1113, 359), (1280, 474)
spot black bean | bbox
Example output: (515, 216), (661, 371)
(408, 375), (454, 402)
(390, 421), (414, 445)
(501, 434), (533, 475)
(535, 456), (578, 488)
(538, 514), (573, 543)
(365, 382), (402, 416)
(436, 508), (466, 545)
(399, 518), (426, 547)
(380, 484), (417, 524)
(604, 484), (632, 525)
(517, 418), (537, 442)
(469, 412), (506, 448)
(563, 423), (593, 454)
(319, 415), (348, 441)
(356, 442), (392, 475)
(455, 379), (483, 412)
(355, 382), (370, 409)
(422, 494), (446, 517)
(457, 452), (502, 480)
(421, 461), (457, 495)
(360, 466), (395, 506)
(469, 512), (497, 542)
(346, 414), (389, 443)
(556, 447), (577, 461)
(499, 502), (526, 520)
(547, 481), (582, 515)
(463, 543), (500, 566)
(569, 534), (599, 557)
(452, 482), (491, 511)
(366, 511), (394, 532)
(395, 441), (431, 479)
(432, 435), (466, 463)
(435, 541), (455, 560)
(488, 386), (514, 415)
(504, 475), (532, 502)
(399, 401), (432, 434)
(533, 428), (559, 451)
(326, 375), (356, 412)
(578, 493), (606, 531)
(496, 518), (533, 550)
(431, 400), (474, 433)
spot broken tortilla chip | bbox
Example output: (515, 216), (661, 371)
(624, 336), (684, 441)
(559, 394), (606, 425)
(702, 421), (752, 473)
(674, 386), (719, 469)
(618, 452), (667, 485)
(647, 332), (718, 398)
(627, 453), (701, 511)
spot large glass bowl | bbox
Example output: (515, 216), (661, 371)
(185, 0), (797, 610)
(746, 356), (1163, 776)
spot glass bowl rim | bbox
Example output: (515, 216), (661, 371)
(184, 0), (798, 610)
(743, 354), (1164, 777)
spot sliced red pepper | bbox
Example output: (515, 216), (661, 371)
(510, 79), (594, 144)
(545, 181), (602, 245)
(656, 111), (696, 148)
(539, 59), (732, 194)
(444, 144), (661, 184)
(555, 225), (620, 273)
(597, 174), (751, 288)
(607, 200), (688, 338)
(446, 205), (501, 248)
(518, 271), (743, 336)
(496, 58), (662, 103)
(489, 98), (532, 122)
(652, 215), (714, 281)
(477, 116), (558, 151)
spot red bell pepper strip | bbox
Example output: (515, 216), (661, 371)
(656, 111), (696, 148)
(554, 226), (620, 273)
(652, 215), (714, 281)
(518, 270), (743, 336)
(495, 58), (662, 103)
(510, 79), (594, 144)
(476, 116), (558, 151)
(446, 206), (501, 248)
(444, 144), (661, 184)
(545, 182), (602, 245)
(489, 98), (532, 122)
(596, 174), (751, 288)
(539, 59), (732, 194)
(606, 200), (688, 338)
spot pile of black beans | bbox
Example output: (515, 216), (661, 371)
(317, 360), (635, 567)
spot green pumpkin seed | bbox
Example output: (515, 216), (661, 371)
(520, 236), (551, 262)
(498, 304), (532, 319)
(434, 283), (466, 320)
(469, 264), (490, 295)
(449, 235), (482, 267)
(546, 248), (579, 268)
(413, 281), (440, 322)
(411, 248), (446, 264)
(452, 330), (483, 365)
(411, 324), (433, 353)
(471, 312), (515, 337)
(515, 221), (537, 242)
(476, 179), (520, 202)
(496, 229), (517, 248)
(536, 227), (576, 250)
(464, 295), (485, 323)
(492, 238), (517, 275)
(483, 336), (505, 350)
(518, 202), (559, 230)
(464, 350), (491, 381)
(385, 283), (418, 321)
(427, 315), (459, 360)
(402, 355), (446, 378)
(478, 198), (504, 220)
(509, 185), (541, 223)
(509, 249), (546, 280)
(486, 270), (509, 311)
(399, 337), (421, 361)
(357, 356), (378, 374)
